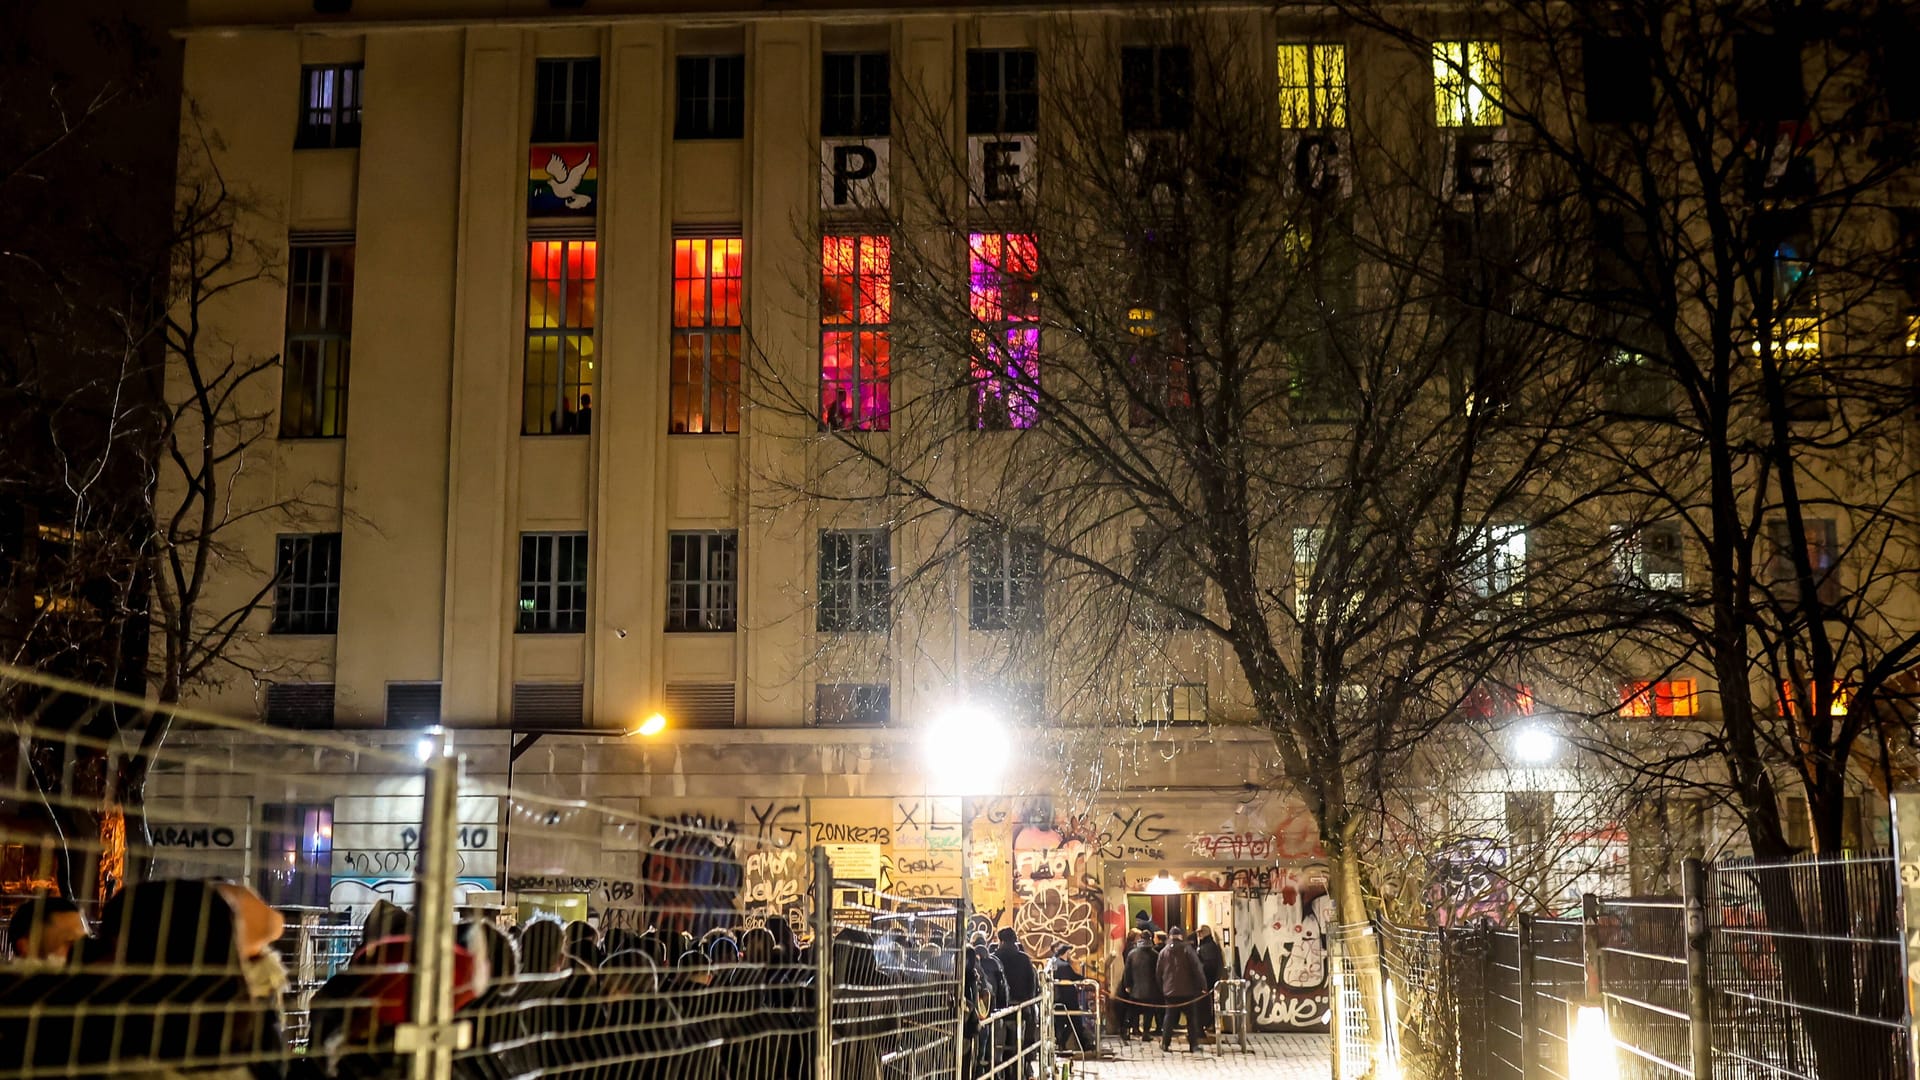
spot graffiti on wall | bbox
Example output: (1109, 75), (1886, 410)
(1009, 823), (1104, 963)
(1231, 864), (1333, 1031)
(1425, 837), (1511, 928)
(641, 814), (743, 938)
(742, 846), (807, 928)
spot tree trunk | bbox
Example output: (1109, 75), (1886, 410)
(1329, 840), (1392, 1080)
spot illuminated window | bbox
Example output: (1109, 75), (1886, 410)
(1621, 679), (1698, 717)
(1611, 522), (1684, 591)
(671, 237), (742, 434)
(1126, 307), (1192, 427)
(1122, 45), (1192, 131)
(282, 243), (354, 438)
(822, 52), (890, 137)
(1778, 680), (1850, 717)
(1277, 44), (1347, 128)
(1906, 312), (1919, 353)
(533, 58), (601, 143)
(1433, 40), (1503, 127)
(969, 526), (1043, 630)
(675, 56), (745, 140)
(524, 240), (597, 435)
(518, 531), (588, 633)
(967, 49), (1038, 134)
(820, 235), (891, 431)
(968, 232), (1041, 430)
(295, 64), (362, 149)
(272, 534), (341, 635)
(1469, 524), (1528, 605)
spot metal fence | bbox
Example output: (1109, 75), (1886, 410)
(1340, 854), (1912, 1080)
(0, 663), (1037, 1080)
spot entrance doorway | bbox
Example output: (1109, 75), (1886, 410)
(1127, 889), (1233, 942)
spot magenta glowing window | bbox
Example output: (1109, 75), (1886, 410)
(968, 232), (1040, 430)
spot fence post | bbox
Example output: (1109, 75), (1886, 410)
(1580, 893), (1604, 1001)
(1039, 962), (1056, 1076)
(1517, 913), (1536, 1080)
(1890, 790), (1920, 1080)
(813, 846), (833, 1080)
(1681, 857), (1714, 1080)
(399, 731), (467, 1080)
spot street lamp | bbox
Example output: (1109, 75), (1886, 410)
(921, 700), (1010, 1080)
(1512, 724), (1558, 765)
(501, 711), (671, 902)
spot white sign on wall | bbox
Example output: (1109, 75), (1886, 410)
(968, 134), (1037, 206)
(821, 138), (892, 211)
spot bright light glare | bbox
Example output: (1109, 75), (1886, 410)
(1513, 724), (1557, 764)
(635, 713), (668, 737)
(413, 737), (435, 764)
(1568, 1005), (1620, 1080)
(1144, 872), (1182, 896)
(921, 703), (1010, 795)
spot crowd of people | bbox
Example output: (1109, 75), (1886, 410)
(1114, 911), (1229, 1053)
(0, 883), (1080, 1080)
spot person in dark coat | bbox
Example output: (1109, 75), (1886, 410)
(1156, 926), (1208, 1052)
(1047, 944), (1096, 1053)
(1118, 931), (1163, 1040)
(992, 928), (1039, 1061)
(1195, 925), (1226, 1035)
(1132, 909), (1162, 938)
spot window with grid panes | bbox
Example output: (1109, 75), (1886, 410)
(1121, 45), (1192, 131)
(968, 232), (1040, 429)
(518, 532), (588, 633)
(1611, 522), (1684, 591)
(676, 56), (745, 139)
(1621, 679), (1698, 717)
(272, 534), (341, 634)
(532, 58), (601, 143)
(295, 64), (362, 149)
(281, 243), (354, 438)
(820, 235), (891, 431)
(1433, 40), (1503, 127)
(821, 52), (890, 137)
(816, 683), (889, 726)
(1470, 524), (1528, 606)
(818, 528), (890, 632)
(966, 49), (1038, 134)
(969, 527), (1042, 631)
(1767, 518), (1840, 606)
(1277, 44), (1347, 128)
(667, 531), (738, 632)
(671, 237), (742, 434)
(524, 240), (597, 435)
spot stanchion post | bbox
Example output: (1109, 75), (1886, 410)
(1517, 913), (1537, 1080)
(813, 846), (833, 1080)
(399, 731), (468, 1080)
(1039, 964), (1056, 1077)
(1680, 858), (1714, 1080)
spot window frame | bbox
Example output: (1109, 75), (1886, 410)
(671, 236), (743, 434)
(968, 232), (1042, 430)
(1433, 39), (1504, 128)
(1121, 44), (1193, 132)
(818, 528), (891, 632)
(820, 234), (893, 432)
(966, 48), (1038, 134)
(1276, 43), (1348, 129)
(1767, 517), (1841, 606)
(517, 531), (589, 634)
(667, 530), (739, 632)
(969, 526), (1044, 631)
(295, 64), (363, 149)
(1611, 521), (1684, 591)
(532, 57), (603, 143)
(821, 51), (891, 137)
(675, 55), (746, 140)
(524, 239), (598, 436)
(815, 682), (891, 727)
(1469, 523), (1528, 606)
(272, 533), (342, 635)
(1621, 679), (1699, 717)
(281, 242), (354, 439)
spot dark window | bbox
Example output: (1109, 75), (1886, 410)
(1734, 34), (1804, 125)
(386, 682), (442, 727)
(295, 64), (362, 149)
(255, 804), (332, 908)
(273, 534), (341, 634)
(512, 682), (585, 727)
(281, 243), (354, 438)
(676, 55), (746, 139)
(1506, 791), (1555, 849)
(518, 531), (588, 632)
(966, 49), (1038, 134)
(818, 528), (890, 632)
(1606, 348), (1673, 417)
(1884, 19), (1920, 122)
(668, 530), (738, 632)
(822, 52), (890, 137)
(1583, 35), (1653, 124)
(266, 683), (335, 728)
(1121, 45), (1192, 131)
(1768, 518), (1840, 607)
(969, 527), (1043, 631)
(1442, 211), (1515, 308)
(816, 683), (889, 726)
(1131, 528), (1205, 630)
(533, 57), (602, 142)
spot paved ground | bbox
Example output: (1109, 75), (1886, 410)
(1069, 1033), (1331, 1080)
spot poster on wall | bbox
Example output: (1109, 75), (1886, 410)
(529, 144), (597, 217)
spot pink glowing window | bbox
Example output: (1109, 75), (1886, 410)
(968, 232), (1041, 430)
(820, 235), (892, 431)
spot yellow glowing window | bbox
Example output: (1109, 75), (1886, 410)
(1751, 315), (1821, 359)
(1277, 43), (1347, 128)
(1434, 40), (1503, 127)
(1906, 312), (1919, 353)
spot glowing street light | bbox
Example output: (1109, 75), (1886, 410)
(921, 701), (1010, 796)
(631, 712), (668, 738)
(1512, 724), (1558, 765)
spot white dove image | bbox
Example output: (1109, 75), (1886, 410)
(544, 151), (592, 209)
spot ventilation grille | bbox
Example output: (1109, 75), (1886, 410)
(528, 221), (597, 241)
(513, 682), (585, 728)
(666, 683), (736, 728)
(266, 683), (335, 729)
(386, 682), (443, 728)
(290, 229), (356, 246)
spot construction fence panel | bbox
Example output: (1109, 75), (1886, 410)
(1527, 917), (1585, 1080)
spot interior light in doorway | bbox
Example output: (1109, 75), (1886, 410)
(1145, 871), (1182, 895)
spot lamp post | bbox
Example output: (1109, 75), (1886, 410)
(921, 701), (1011, 1080)
(499, 712), (670, 910)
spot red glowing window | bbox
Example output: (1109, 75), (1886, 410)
(820, 235), (892, 431)
(524, 240), (597, 435)
(1621, 679), (1697, 717)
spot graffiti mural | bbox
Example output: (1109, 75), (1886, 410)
(1231, 864), (1333, 1032)
(1009, 823), (1104, 965)
(741, 847), (807, 929)
(1425, 837), (1511, 927)
(641, 814), (743, 938)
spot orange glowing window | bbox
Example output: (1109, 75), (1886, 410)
(820, 235), (892, 431)
(524, 239), (597, 436)
(1778, 680), (1850, 716)
(670, 237), (743, 435)
(1621, 679), (1698, 717)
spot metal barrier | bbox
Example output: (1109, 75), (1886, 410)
(1212, 976), (1252, 1053)
(1054, 976), (1102, 1059)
